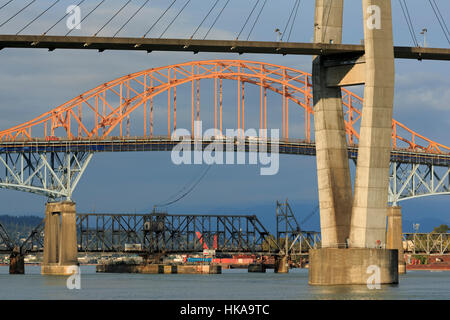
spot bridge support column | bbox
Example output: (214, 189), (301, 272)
(349, 0), (396, 249)
(308, 248), (398, 285)
(41, 201), (78, 275)
(274, 256), (289, 273)
(309, 0), (398, 285)
(312, 0), (353, 249)
(386, 206), (406, 274)
(9, 246), (24, 274)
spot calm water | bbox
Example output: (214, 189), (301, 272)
(0, 266), (449, 300)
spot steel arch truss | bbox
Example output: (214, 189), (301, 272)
(389, 162), (450, 204)
(0, 152), (93, 200)
(0, 60), (447, 155)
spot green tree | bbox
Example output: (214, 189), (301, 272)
(433, 224), (449, 233)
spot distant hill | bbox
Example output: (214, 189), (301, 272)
(0, 215), (44, 243)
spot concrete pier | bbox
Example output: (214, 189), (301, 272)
(42, 201), (79, 275)
(386, 206), (406, 274)
(309, 0), (398, 285)
(274, 256), (289, 273)
(308, 248), (398, 285)
(248, 264), (266, 273)
(9, 247), (24, 274)
(312, 0), (353, 249)
(349, 0), (396, 248)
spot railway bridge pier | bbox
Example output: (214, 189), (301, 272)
(41, 201), (78, 275)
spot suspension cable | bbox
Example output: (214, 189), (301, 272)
(287, 0), (301, 42)
(246, 0), (267, 41)
(0, 0), (36, 30)
(398, 0), (418, 47)
(281, 0), (298, 41)
(159, 0), (191, 38)
(190, 0), (220, 39)
(428, 0), (450, 45)
(94, 0), (132, 37)
(0, 0), (15, 12)
(154, 166), (212, 208)
(66, 0), (106, 36)
(42, 0), (86, 36)
(236, 0), (261, 40)
(142, 0), (177, 38)
(300, 205), (319, 226)
(16, 0), (60, 35)
(113, 0), (151, 37)
(403, 0), (419, 46)
(203, 0), (230, 40)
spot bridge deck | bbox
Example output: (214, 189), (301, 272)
(0, 35), (449, 61)
(0, 138), (449, 167)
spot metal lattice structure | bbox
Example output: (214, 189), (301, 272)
(403, 233), (449, 255)
(77, 212), (272, 254)
(0, 223), (14, 253)
(389, 163), (450, 204)
(0, 60), (448, 202)
(0, 152), (92, 200)
(276, 200), (321, 254)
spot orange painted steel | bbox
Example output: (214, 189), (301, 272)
(0, 60), (448, 155)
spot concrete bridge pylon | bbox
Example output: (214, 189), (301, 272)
(41, 201), (78, 275)
(309, 0), (399, 285)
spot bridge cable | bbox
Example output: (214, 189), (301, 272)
(16, 0), (61, 35)
(245, 0), (267, 41)
(93, 0), (131, 37)
(0, 0), (15, 12)
(159, 0), (191, 38)
(66, 0), (106, 36)
(42, 0), (86, 36)
(428, 0), (450, 45)
(0, 0), (36, 30)
(154, 165), (212, 208)
(280, 0), (298, 41)
(236, 0), (261, 40)
(398, 0), (419, 47)
(402, 0), (419, 46)
(155, 167), (209, 205)
(113, 0), (151, 37)
(203, 0), (231, 40)
(94, 0), (132, 37)
(287, 0), (301, 42)
(142, 0), (177, 38)
(190, 0), (220, 39)
(299, 204), (319, 227)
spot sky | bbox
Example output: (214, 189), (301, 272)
(0, 0), (448, 233)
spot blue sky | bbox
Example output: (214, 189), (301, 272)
(0, 0), (448, 233)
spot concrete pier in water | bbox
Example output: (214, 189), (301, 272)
(309, 0), (398, 285)
(9, 247), (24, 274)
(41, 201), (79, 275)
(386, 206), (406, 274)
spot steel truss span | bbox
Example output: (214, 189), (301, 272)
(389, 162), (450, 204)
(403, 233), (449, 255)
(0, 60), (448, 202)
(77, 213), (272, 254)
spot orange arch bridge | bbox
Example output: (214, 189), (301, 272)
(0, 60), (448, 202)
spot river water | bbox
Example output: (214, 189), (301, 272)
(0, 266), (448, 300)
